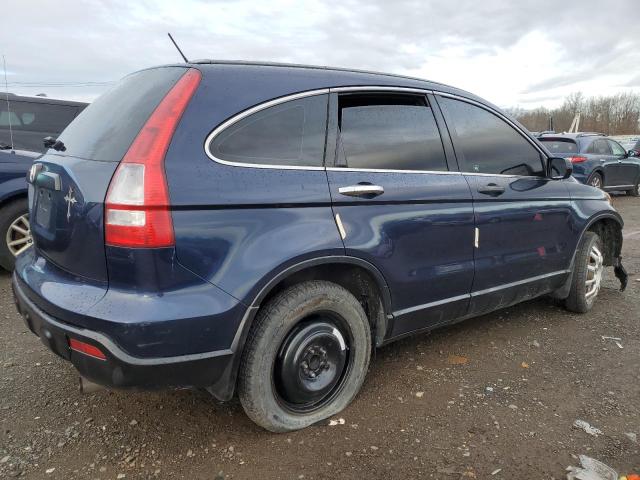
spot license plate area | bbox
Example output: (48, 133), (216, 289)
(34, 187), (56, 230)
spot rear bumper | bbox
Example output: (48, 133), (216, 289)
(572, 172), (589, 184)
(12, 272), (241, 398)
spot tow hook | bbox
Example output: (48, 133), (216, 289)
(614, 256), (628, 292)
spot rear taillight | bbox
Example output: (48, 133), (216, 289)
(105, 68), (201, 248)
(568, 156), (587, 164)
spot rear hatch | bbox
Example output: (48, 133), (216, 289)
(30, 66), (189, 282)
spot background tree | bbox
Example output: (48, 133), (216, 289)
(510, 92), (640, 135)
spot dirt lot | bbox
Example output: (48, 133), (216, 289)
(1, 196), (639, 479)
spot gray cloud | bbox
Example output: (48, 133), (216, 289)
(1, 0), (638, 106)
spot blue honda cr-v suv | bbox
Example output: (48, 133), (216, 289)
(12, 62), (628, 431)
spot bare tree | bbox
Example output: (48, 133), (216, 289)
(513, 92), (640, 135)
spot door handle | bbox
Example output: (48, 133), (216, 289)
(600, 159), (606, 162)
(338, 185), (384, 198)
(477, 184), (505, 196)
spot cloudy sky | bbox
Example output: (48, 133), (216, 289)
(2, 0), (639, 109)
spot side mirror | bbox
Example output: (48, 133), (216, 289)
(629, 149), (639, 158)
(548, 157), (573, 180)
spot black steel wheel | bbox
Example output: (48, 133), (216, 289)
(238, 281), (371, 432)
(273, 315), (351, 413)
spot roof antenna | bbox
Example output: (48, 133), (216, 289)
(2, 55), (14, 152)
(167, 33), (189, 63)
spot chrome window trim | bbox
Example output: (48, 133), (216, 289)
(392, 269), (569, 317)
(204, 88), (330, 171)
(203, 85), (551, 178)
(330, 86), (431, 94)
(326, 167), (461, 175)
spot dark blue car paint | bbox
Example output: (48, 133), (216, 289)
(12, 63), (625, 400)
(29, 156), (116, 282)
(0, 150), (35, 205)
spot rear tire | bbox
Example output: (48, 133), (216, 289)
(564, 232), (604, 313)
(238, 280), (371, 432)
(588, 173), (603, 189)
(0, 198), (31, 271)
(627, 181), (639, 197)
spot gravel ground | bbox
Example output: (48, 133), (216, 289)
(1, 196), (639, 479)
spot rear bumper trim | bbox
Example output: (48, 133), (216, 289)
(12, 273), (232, 366)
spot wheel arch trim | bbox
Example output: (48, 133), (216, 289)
(232, 255), (393, 351)
(576, 211), (624, 264)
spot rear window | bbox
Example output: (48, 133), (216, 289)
(539, 138), (579, 155)
(56, 67), (186, 162)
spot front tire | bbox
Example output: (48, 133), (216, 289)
(238, 281), (371, 432)
(564, 232), (604, 313)
(0, 198), (31, 271)
(627, 181), (639, 197)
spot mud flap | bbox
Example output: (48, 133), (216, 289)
(614, 256), (628, 292)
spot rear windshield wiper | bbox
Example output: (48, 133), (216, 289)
(43, 136), (66, 152)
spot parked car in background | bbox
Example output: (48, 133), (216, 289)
(13, 62), (628, 432)
(538, 132), (640, 195)
(0, 148), (40, 270)
(0, 94), (87, 270)
(0, 93), (87, 152)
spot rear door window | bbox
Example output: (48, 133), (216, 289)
(439, 97), (544, 176)
(337, 94), (447, 171)
(209, 94), (328, 167)
(589, 139), (612, 155)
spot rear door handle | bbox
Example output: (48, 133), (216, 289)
(338, 185), (384, 198)
(477, 184), (505, 196)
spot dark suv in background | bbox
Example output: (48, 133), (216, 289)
(0, 94), (87, 270)
(12, 62), (627, 432)
(538, 132), (640, 194)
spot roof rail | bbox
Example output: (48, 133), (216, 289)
(576, 132), (605, 137)
(189, 59), (449, 87)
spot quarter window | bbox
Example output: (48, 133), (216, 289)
(337, 94), (447, 171)
(209, 94), (328, 167)
(439, 97), (544, 176)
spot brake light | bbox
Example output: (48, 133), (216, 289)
(568, 156), (587, 163)
(69, 338), (106, 361)
(105, 68), (201, 247)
